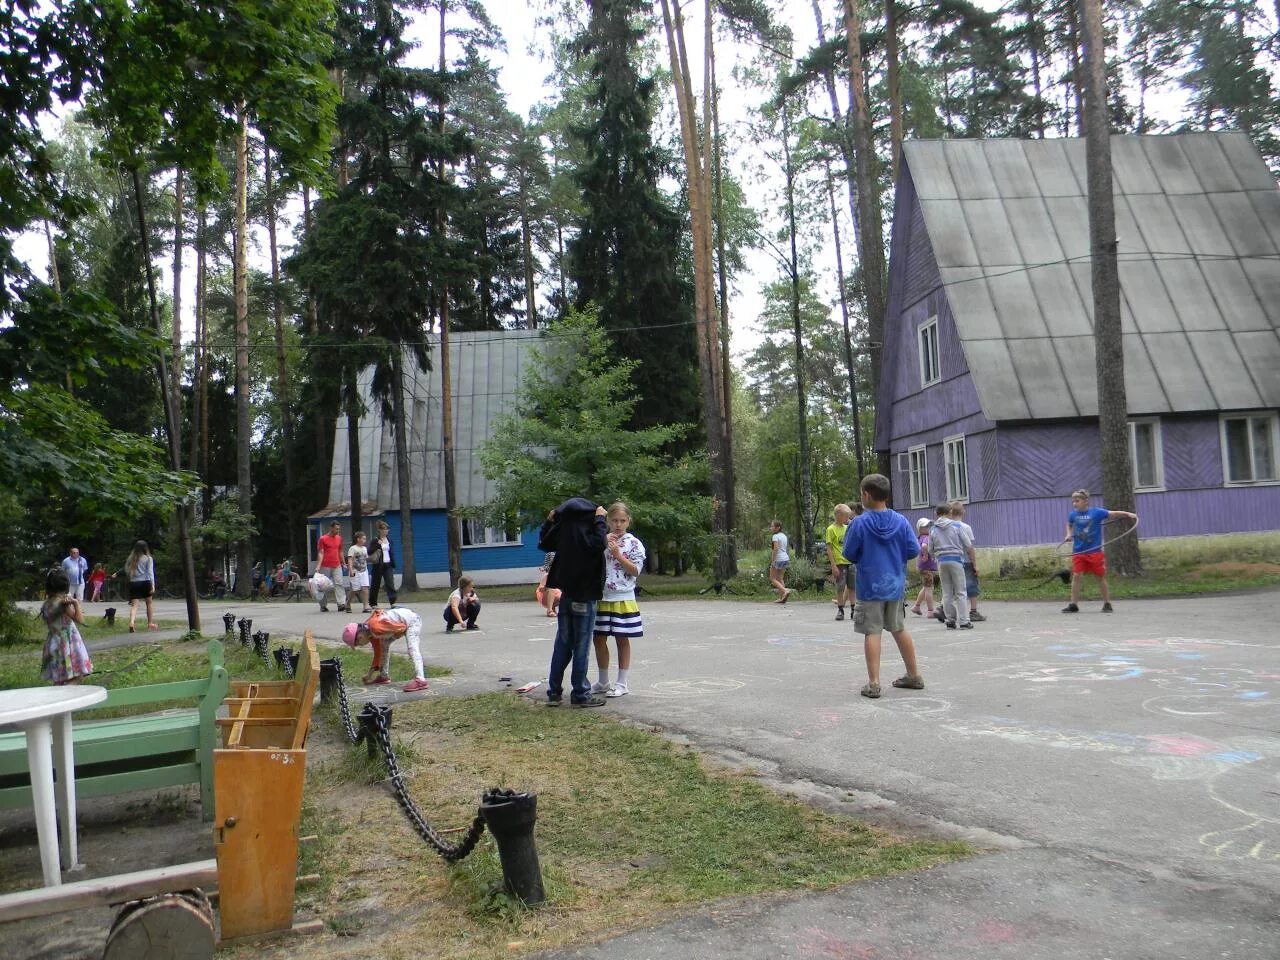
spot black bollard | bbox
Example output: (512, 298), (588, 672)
(273, 646), (296, 674)
(480, 789), (546, 906)
(357, 703), (390, 759)
(237, 618), (252, 646)
(319, 658), (340, 703)
(221, 612), (236, 635)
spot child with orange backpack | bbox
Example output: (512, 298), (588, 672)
(342, 607), (428, 693)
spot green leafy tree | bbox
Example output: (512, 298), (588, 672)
(479, 307), (708, 567)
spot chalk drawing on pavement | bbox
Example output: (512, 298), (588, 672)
(649, 677), (745, 698)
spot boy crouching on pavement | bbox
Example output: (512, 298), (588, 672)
(842, 473), (924, 699)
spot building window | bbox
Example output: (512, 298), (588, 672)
(918, 318), (940, 387)
(944, 435), (968, 502)
(907, 446), (929, 507)
(1128, 419), (1163, 491)
(1221, 413), (1278, 485)
(462, 518), (520, 547)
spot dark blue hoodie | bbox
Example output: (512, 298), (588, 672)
(537, 497), (607, 601)
(842, 507), (920, 601)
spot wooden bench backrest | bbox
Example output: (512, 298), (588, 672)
(219, 633), (319, 750)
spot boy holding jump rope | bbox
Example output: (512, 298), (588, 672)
(1062, 488), (1138, 614)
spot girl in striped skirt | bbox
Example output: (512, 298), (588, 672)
(591, 502), (646, 698)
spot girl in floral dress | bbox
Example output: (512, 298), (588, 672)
(41, 568), (93, 685)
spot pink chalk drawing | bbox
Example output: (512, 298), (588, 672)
(1144, 735), (1219, 757)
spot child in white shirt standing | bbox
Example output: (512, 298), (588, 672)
(347, 531), (371, 613)
(591, 502), (646, 698)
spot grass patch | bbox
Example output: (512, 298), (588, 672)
(291, 694), (967, 959)
(0, 635), (274, 692)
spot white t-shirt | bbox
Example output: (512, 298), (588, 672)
(347, 544), (368, 573)
(445, 587), (478, 610)
(603, 533), (646, 602)
(771, 532), (790, 564)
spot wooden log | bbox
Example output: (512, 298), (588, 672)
(0, 860), (217, 923)
(103, 890), (215, 960)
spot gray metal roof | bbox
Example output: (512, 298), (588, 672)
(320, 328), (544, 514)
(904, 133), (1280, 420)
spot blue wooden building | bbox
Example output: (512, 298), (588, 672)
(309, 329), (548, 586)
(877, 133), (1280, 545)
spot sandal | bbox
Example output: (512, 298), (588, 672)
(910, 606), (922, 616)
(892, 675), (925, 690)
(860, 682), (881, 699)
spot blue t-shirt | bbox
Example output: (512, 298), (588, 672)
(1068, 506), (1109, 554)
(842, 508), (920, 601)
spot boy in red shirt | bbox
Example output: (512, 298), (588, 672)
(315, 521), (349, 612)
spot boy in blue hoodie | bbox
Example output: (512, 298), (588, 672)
(842, 474), (924, 699)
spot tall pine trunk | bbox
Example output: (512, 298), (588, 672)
(781, 97), (814, 558)
(826, 163), (865, 477)
(1080, 0), (1139, 576)
(391, 347), (416, 594)
(264, 148), (299, 562)
(190, 206), (206, 516)
(171, 167), (184, 433)
(841, 0), (888, 470)
(233, 110), (253, 597)
(659, 0), (734, 583)
(885, 0), (903, 183)
(437, 0), (459, 588)
(708, 12), (736, 561)
(131, 165), (201, 629)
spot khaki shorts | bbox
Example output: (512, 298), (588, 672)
(853, 599), (906, 635)
(832, 564), (853, 589)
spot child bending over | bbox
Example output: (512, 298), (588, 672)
(343, 607), (429, 693)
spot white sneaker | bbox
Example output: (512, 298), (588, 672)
(606, 682), (629, 698)
(589, 681), (612, 695)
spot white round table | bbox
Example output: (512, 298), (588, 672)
(0, 685), (107, 887)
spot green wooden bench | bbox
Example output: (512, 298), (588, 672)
(0, 640), (230, 821)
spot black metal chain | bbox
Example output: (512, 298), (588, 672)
(329, 658), (362, 744)
(326, 659), (484, 862)
(366, 704), (486, 862)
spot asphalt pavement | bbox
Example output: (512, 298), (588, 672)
(129, 590), (1279, 958)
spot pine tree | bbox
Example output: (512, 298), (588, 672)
(568, 0), (700, 433)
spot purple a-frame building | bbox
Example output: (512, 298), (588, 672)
(876, 133), (1280, 545)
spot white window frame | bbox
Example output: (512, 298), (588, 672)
(918, 317), (941, 387)
(461, 518), (521, 548)
(943, 434), (969, 502)
(1128, 418), (1164, 492)
(907, 445), (929, 507)
(1220, 412), (1280, 486)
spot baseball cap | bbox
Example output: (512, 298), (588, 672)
(341, 622), (360, 648)
(916, 517), (931, 530)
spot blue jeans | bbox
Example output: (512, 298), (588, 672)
(548, 600), (596, 702)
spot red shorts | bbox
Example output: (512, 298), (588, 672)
(1072, 551), (1106, 576)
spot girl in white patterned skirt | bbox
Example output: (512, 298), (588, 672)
(591, 502), (646, 698)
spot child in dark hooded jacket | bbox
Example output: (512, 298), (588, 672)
(538, 498), (608, 706)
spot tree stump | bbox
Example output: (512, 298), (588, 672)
(103, 889), (214, 960)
